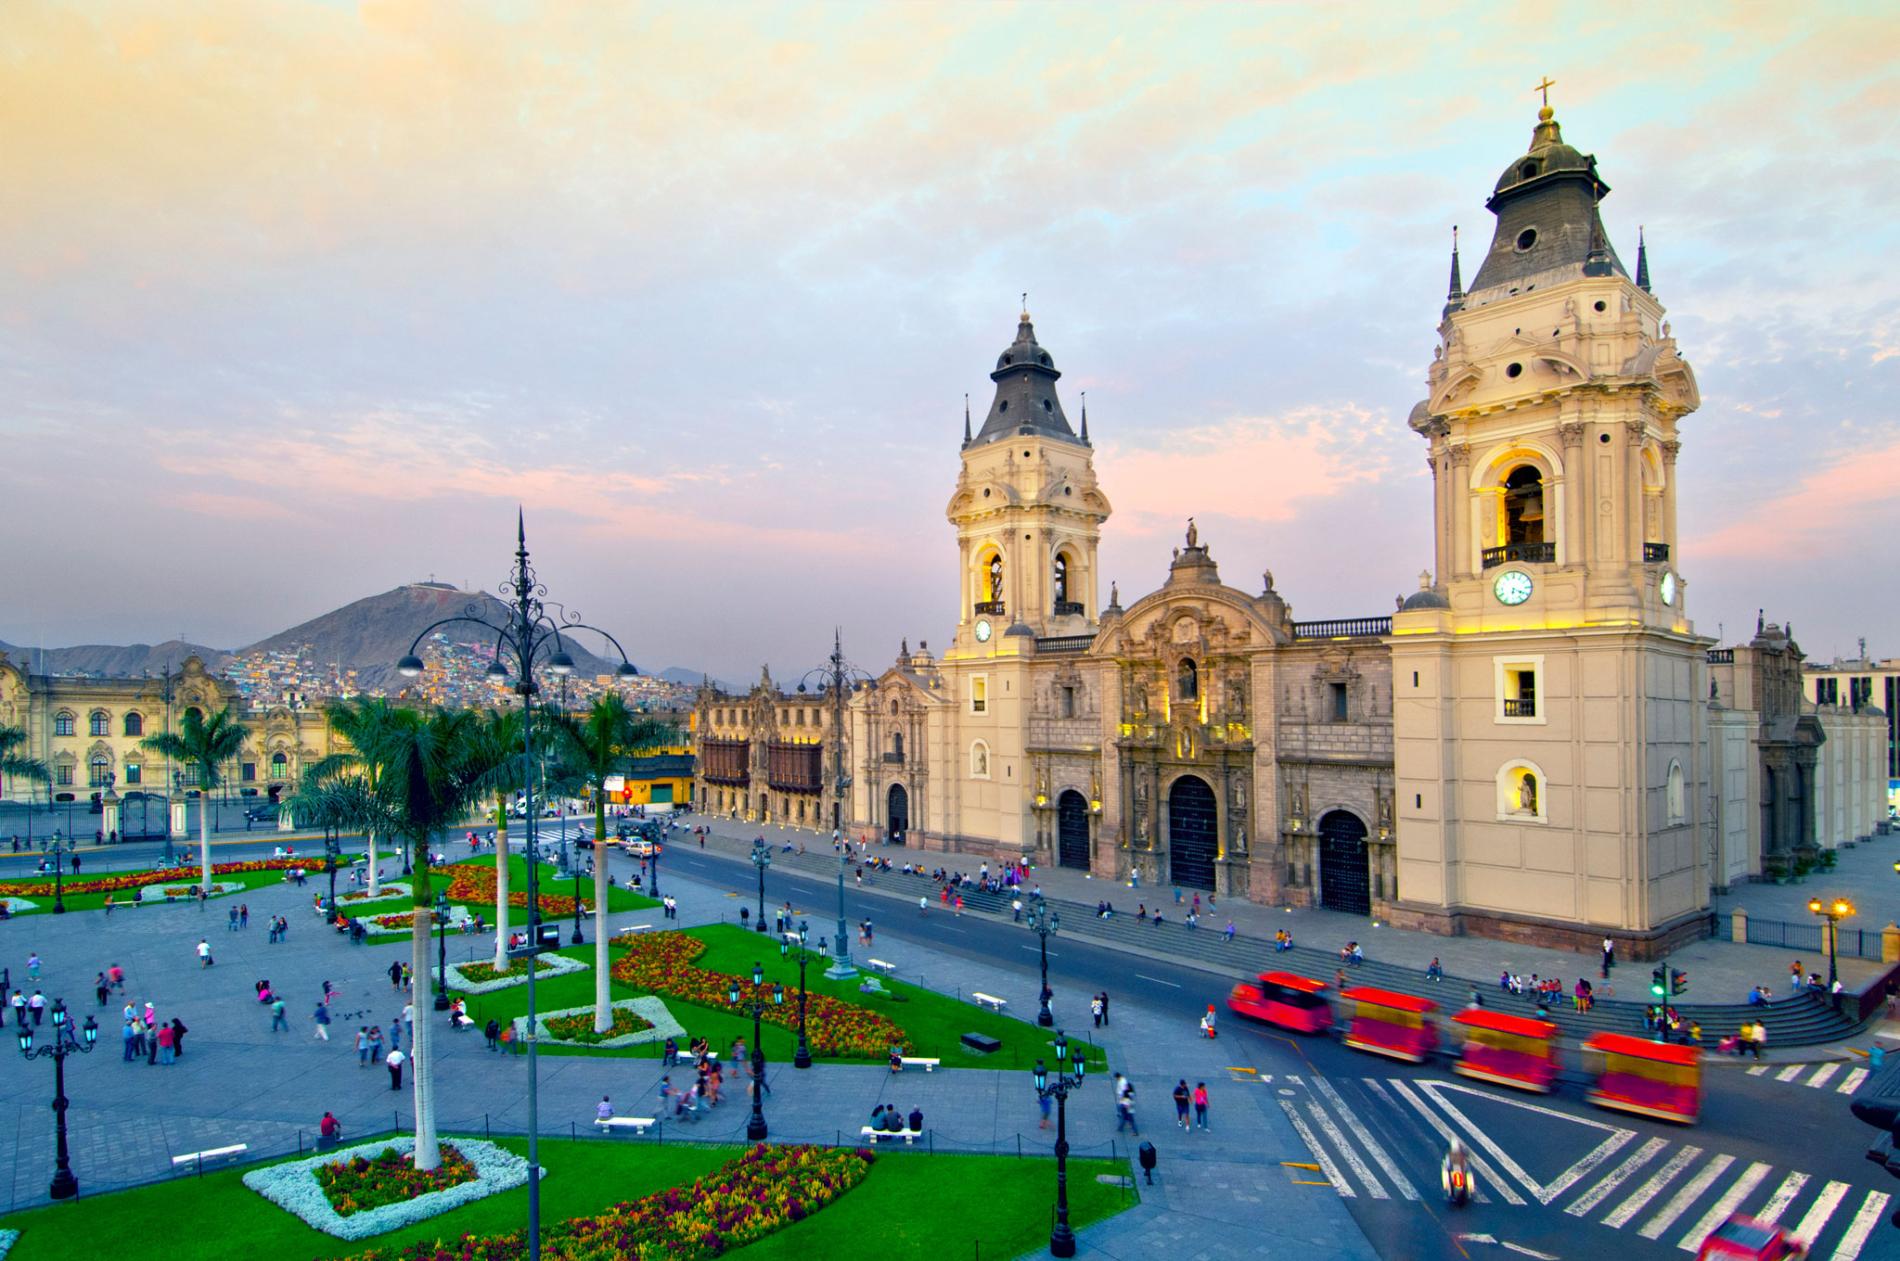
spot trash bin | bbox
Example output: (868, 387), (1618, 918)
(1137, 1140), (1158, 1184)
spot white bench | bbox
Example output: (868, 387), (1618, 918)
(972, 992), (1008, 1012)
(860, 1126), (917, 1145)
(898, 1056), (940, 1072)
(173, 1143), (248, 1170)
(866, 959), (897, 975)
(593, 1116), (656, 1135)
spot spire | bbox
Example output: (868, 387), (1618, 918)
(1635, 225), (1651, 292)
(1443, 225), (1464, 316)
(1079, 391), (1089, 444)
(962, 393), (972, 446)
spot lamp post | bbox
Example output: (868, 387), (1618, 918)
(1033, 1029), (1089, 1258)
(750, 838), (770, 933)
(799, 632), (870, 980)
(397, 510), (640, 1261)
(1808, 896), (1855, 990)
(19, 1000), (98, 1201)
(1026, 894), (1059, 1027)
(648, 842), (661, 897)
(726, 962), (783, 1140)
(48, 833), (68, 915)
(780, 921), (820, 1069)
(324, 831), (341, 917)
(570, 859), (585, 945)
(434, 890), (451, 1011)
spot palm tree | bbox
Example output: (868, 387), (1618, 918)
(140, 708), (251, 893)
(469, 708), (528, 970)
(550, 698), (676, 1032)
(299, 706), (506, 1171)
(307, 699), (406, 898)
(0, 724), (51, 808)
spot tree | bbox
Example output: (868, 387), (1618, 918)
(307, 699), (408, 899)
(298, 706), (506, 1171)
(140, 708), (251, 893)
(549, 697), (676, 1032)
(469, 707), (528, 970)
(0, 725), (51, 807)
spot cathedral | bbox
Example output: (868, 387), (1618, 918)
(693, 101), (1886, 957)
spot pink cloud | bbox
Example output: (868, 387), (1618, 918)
(1696, 438), (1900, 560)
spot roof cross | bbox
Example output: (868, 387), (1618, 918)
(1533, 76), (1556, 108)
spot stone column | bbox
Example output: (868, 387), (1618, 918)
(1558, 415), (1586, 566)
(1448, 442), (1472, 579)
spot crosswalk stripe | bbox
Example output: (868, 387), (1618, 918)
(1305, 1099), (1390, 1200)
(1831, 1190), (1891, 1261)
(1314, 1078), (1419, 1201)
(1747, 1065), (1770, 1076)
(1638, 1154), (1735, 1240)
(1568, 1136), (1669, 1217)
(1807, 1064), (1842, 1089)
(1278, 1098), (1355, 1198)
(1792, 1181), (1851, 1251)
(1756, 1171), (1810, 1225)
(1604, 1145), (1703, 1229)
(1776, 1065), (1806, 1082)
(1362, 1079), (1490, 1203)
(1384, 1078), (1518, 1205)
(1676, 1161), (1771, 1252)
(1838, 1068), (1869, 1095)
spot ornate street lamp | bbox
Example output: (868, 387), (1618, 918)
(1033, 1029), (1089, 1258)
(48, 833), (68, 915)
(323, 830), (341, 917)
(726, 962), (783, 1140)
(19, 1000), (98, 1200)
(1026, 894), (1059, 1027)
(433, 889), (452, 1011)
(779, 921), (821, 1069)
(798, 632), (871, 980)
(397, 510), (639, 1261)
(1808, 896), (1855, 991)
(570, 860), (585, 946)
(750, 838), (771, 933)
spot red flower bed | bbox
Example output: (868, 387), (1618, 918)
(609, 931), (910, 1058)
(0, 858), (302, 899)
(348, 1144), (872, 1260)
(442, 863), (576, 916)
(318, 1144), (476, 1217)
(543, 1007), (652, 1044)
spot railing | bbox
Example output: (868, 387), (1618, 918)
(1290, 617), (1392, 640)
(1036, 635), (1094, 654)
(1481, 542), (1556, 568)
(1051, 601), (1085, 617)
(1502, 698), (1536, 718)
(1643, 542), (1670, 563)
(1706, 648), (1735, 664)
(1716, 914), (1884, 960)
(973, 601), (1005, 616)
(881, 752), (905, 765)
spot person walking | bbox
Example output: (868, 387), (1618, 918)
(312, 1003), (332, 1041)
(26, 953), (41, 983)
(95, 972), (110, 1006)
(270, 998), (288, 1032)
(239, 903), (249, 928)
(8, 990), (22, 1027)
(368, 1024), (385, 1065)
(28, 991), (46, 1026)
(388, 1014), (402, 1052)
(1601, 936), (1615, 979)
(389, 960), (404, 991)
(1172, 1080), (1191, 1129)
(196, 939), (213, 968)
(1038, 1090), (1052, 1130)
(1193, 1081), (1209, 1130)
(356, 1027), (370, 1067)
(386, 1047), (406, 1090)
(1115, 1080), (1139, 1135)
(228, 905), (240, 932)
(1091, 995), (1104, 1028)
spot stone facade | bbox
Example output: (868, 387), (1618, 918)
(691, 669), (838, 830)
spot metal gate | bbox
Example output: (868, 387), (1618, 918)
(1167, 776), (1217, 891)
(886, 783), (909, 843)
(1318, 811), (1370, 915)
(1057, 790), (1090, 871)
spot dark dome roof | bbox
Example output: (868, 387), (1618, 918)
(1400, 587), (1450, 612)
(1467, 107), (1626, 295)
(970, 313), (1081, 448)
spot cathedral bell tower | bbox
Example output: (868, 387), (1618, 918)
(944, 311), (1112, 658)
(1388, 100), (1711, 956)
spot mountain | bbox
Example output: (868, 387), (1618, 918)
(0, 638), (229, 677)
(238, 582), (619, 692)
(657, 666), (737, 692)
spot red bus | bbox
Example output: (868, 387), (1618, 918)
(1582, 1032), (1700, 1124)
(1453, 1009), (1558, 1093)
(1340, 987), (1439, 1063)
(1227, 971), (1333, 1034)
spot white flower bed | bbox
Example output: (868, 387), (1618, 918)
(362, 905), (473, 936)
(134, 880), (243, 904)
(338, 882), (412, 906)
(444, 951), (588, 994)
(514, 996), (685, 1048)
(1, 899), (36, 914)
(0, 1227), (18, 1258)
(242, 1137), (535, 1240)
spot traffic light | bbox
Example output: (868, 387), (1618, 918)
(1650, 965), (1667, 998)
(1670, 968), (1689, 996)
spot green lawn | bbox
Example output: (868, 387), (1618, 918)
(0, 866), (304, 917)
(455, 923), (1109, 1072)
(0, 1137), (1133, 1261)
(353, 854), (656, 947)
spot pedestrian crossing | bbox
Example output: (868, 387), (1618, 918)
(1747, 1061), (1870, 1094)
(1278, 1073), (1892, 1259)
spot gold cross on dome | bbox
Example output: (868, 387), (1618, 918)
(1533, 76), (1556, 108)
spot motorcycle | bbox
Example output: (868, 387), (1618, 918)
(1441, 1138), (1474, 1207)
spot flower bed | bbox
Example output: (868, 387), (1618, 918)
(340, 883), (412, 905)
(0, 857), (303, 899)
(443, 862), (577, 916)
(243, 1138), (533, 1241)
(0, 1227), (17, 1258)
(544, 1006), (652, 1044)
(346, 1143), (872, 1261)
(443, 952), (587, 995)
(133, 880), (242, 904)
(317, 1144), (477, 1216)
(362, 906), (472, 936)
(609, 930), (910, 1058)
(518, 997), (683, 1049)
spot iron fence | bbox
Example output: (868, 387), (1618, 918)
(1718, 913), (1885, 960)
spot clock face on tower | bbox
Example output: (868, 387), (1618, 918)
(1660, 572), (1677, 606)
(1493, 571), (1534, 606)
(974, 619), (992, 643)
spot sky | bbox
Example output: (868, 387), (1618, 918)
(2, 1), (1896, 679)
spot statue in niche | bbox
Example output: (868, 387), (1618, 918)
(1233, 781), (1247, 812)
(1519, 772), (1539, 815)
(1131, 678), (1148, 715)
(1227, 676), (1246, 714)
(1232, 823), (1247, 855)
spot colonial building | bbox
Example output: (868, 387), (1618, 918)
(1803, 645), (1900, 814)
(692, 670), (838, 829)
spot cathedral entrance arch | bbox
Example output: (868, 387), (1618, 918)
(886, 783), (909, 843)
(1057, 790), (1090, 871)
(1167, 776), (1217, 891)
(1317, 811), (1370, 915)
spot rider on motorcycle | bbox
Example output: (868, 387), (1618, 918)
(1441, 1136), (1473, 1206)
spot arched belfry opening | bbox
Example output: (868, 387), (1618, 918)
(1504, 465), (1545, 545)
